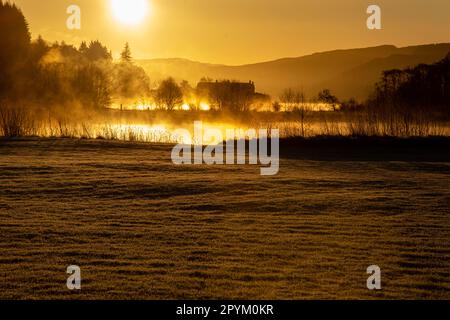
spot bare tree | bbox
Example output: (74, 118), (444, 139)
(280, 88), (310, 136)
(155, 78), (183, 111)
(280, 88), (295, 111)
(293, 90), (309, 136)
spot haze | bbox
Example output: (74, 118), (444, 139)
(10, 0), (450, 65)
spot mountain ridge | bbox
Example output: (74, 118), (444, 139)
(137, 43), (450, 100)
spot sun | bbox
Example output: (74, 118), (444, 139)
(111, 0), (149, 26)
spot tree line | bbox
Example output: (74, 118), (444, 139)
(0, 1), (151, 112)
(368, 54), (450, 116)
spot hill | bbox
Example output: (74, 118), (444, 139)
(137, 43), (450, 100)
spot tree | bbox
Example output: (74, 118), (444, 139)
(280, 88), (295, 111)
(155, 78), (183, 111)
(112, 63), (150, 99)
(318, 89), (339, 111)
(79, 41), (88, 55)
(72, 63), (111, 109)
(280, 87), (310, 135)
(340, 98), (362, 112)
(272, 101), (281, 112)
(180, 80), (194, 105)
(293, 90), (308, 136)
(28, 35), (49, 64)
(367, 54), (450, 135)
(293, 90), (305, 107)
(0, 1), (31, 99)
(83, 40), (112, 62)
(120, 42), (132, 64)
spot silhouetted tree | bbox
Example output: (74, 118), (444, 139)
(340, 98), (363, 112)
(155, 78), (183, 111)
(280, 88), (295, 112)
(83, 40), (112, 62)
(113, 62), (150, 99)
(73, 63), (111, 109)
(79, 41), (88, 55)
(318, 89), (339, 111)
(280, 88), (309, 135)
(30, 35), (49, 61)
(0, 1), (31, 100)
(120, 42), (132, 64)
(366, 55), (450, 135)
(293, 90), (308, 136)
(272, 101), (281, 112)
(111, 42), (150, 100)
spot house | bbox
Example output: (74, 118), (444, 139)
(196, 80), (269, 111)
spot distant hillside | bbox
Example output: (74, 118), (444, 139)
(137, 44), (450, 100)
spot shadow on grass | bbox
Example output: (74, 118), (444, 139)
(280, 136), (450, 162)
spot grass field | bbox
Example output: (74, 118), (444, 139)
(0, 138), (449, 299)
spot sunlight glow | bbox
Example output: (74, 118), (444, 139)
(134, 103), (157, 111)
(111, 0), (149, 26)
(200, 102), (211, 111)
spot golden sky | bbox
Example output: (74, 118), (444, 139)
(11, 0), (450, 65)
